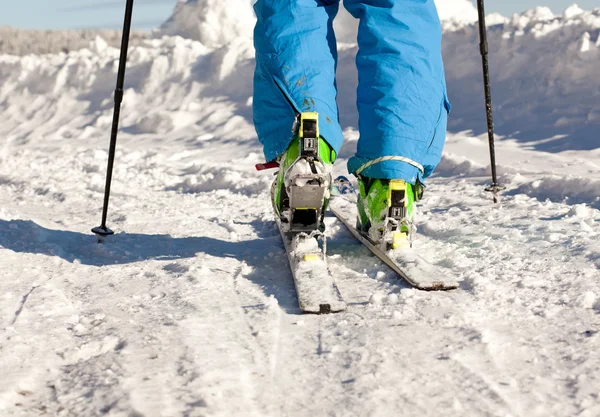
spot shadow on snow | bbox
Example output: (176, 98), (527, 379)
(0, 219), (301, 314)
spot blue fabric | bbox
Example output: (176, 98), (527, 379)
(253, 0), (450, 184)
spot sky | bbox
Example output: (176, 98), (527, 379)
(0, 0), (597, 30)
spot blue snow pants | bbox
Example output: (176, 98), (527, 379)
(253, 0), (450, 184)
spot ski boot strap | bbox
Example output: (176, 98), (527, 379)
(255, 113), (326, 172)
(388, 180), (408, 219)
(299, 112), (320, 173)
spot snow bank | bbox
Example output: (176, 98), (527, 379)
(0, 36), (256, 144)
(443, 6), (600, 151)
(1, 4), (600, 155)
(157, 0), (255, 48)
(511, 176), (600, 208)
(435, 0), (478, 29)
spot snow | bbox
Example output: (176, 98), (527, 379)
(517, 6), (556, 23)
(442, 7), (600, 151)
(486, 12), (510, 27)
(157, 0), (255, 49)
(1, 2), (600, 417)
(435, 0), (478, 26)
(564, 3), (586, 19)
(368, 292), (385, 305)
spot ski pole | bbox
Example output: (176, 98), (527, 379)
(92, 0), (135, 242)
(476, 0), (505, 203)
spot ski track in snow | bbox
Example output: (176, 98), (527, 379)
(1, 129), (599, 417)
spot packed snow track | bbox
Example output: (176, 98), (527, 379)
(1, 131), (599, 417)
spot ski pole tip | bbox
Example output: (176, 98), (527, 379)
(484, 183), (506, 203)
(92, 226), (114, 243)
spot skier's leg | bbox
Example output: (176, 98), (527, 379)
(253, 0), (343, 162)
(343, 0), (450, 247)
(255, 0), (343, 232)
(344, 0), (450, 184)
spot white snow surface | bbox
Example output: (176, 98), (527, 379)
(158, 0), (255, 49)
(443, 6), (600, 150)
(2, 3), (600, 417)
(435, 0), (478, 26)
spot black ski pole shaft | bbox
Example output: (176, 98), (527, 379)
(476, 0), (504, 203)
(92, 0), (135, 240)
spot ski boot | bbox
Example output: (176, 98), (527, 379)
(271, 112), (336, 235)
(356, 177), (422, 250)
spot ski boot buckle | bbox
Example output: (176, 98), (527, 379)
(285, 113), (329, 233)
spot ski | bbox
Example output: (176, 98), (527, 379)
(276, 217), (346, 314)
(330, 179), (459, 291)
(264, 113), (346, 314)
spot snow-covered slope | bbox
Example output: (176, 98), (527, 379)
(444, 5), (600, 151)
(435, 0), (478, 26)
(2, 123), (598, 416)
(1, 3), (600, 417)
(158, 0), (255, 48)
(3, 4), (599, 152)
(0, 36), (256, 145)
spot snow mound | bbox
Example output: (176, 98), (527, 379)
(443, 6), (600, 151)
(512, 6), (555, 26)
(435, 0), (478, 28)
(157, 0), (255, 48)
(0, 36), (256, 145)
(433, 153), (489, 178)
(2, 5), (600, 155)
(511, 176), (600, 209)
(564, 3), (585, 19)
(486, 12), (509, 27)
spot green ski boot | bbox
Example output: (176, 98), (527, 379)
(271, 112), (336, 234)
(356, 177), (422, 250)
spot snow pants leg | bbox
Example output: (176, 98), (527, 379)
(253, 0), (344, 162)
(344, 0), (450, 183)
(253, 0), (450, 183)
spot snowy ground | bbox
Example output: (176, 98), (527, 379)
(1, 126), (599, 416)
(2, 1), (600, 416)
